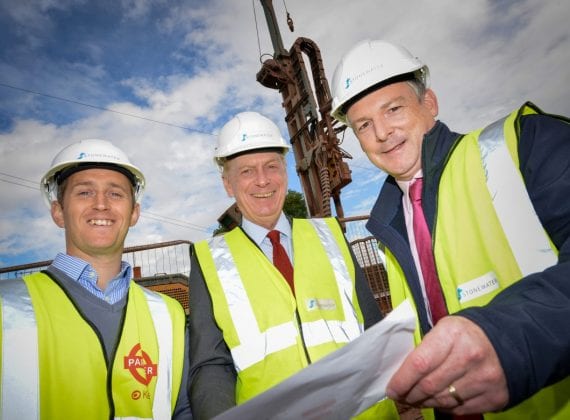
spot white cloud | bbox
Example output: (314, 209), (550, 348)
(1, 0), (569, 266)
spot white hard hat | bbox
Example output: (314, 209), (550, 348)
(330, 39), (430, 124)
(40, 139), (146, 206)
(214, 111), (290, 166)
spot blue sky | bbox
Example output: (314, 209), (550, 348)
(1, 0), (569, 267)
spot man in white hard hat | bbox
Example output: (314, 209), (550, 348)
(0, 139), (192, 419)
(331, 39), (570, 419)
(187, 111), (397, 419)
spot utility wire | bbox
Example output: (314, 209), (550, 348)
(252, 0), (263, 61)
(0, 178), (39, 191)
(143, 210), (213, 233)
(140, 213), (212, 233)
(0, 171), (38, 186)
(0, 172), (213, 232)
(0, 82), (215, 136)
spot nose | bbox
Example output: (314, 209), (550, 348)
(373, 117), (392, 142)
(93, 192), (109, 210)
(255, 168), (270, 187)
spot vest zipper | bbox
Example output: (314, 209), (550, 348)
(294, 309), (312, 364)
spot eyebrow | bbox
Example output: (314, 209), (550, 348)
(381, 95), (406, 109)
(350, 95), (407, 124)
(69, 180), (129, 191)
(235, 158), (282, 170)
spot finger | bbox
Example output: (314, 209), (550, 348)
(448, 390), (508, 415)
(423, 388), (503, 416)
(396, 367), (460, 406)
(389, 317), (489, 405)
(417, 366), (508, 414)
(421, 382), (473, 410)
(387, 323), (454, 398)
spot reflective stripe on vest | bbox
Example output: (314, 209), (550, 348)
(0, 279), (39, 420)
(139, 287), (173, 420)
(207, 219), (361, 371)
(477, 116), (557, 275)
(307, 219), (361, 344)
(208, 235), (298, 371)
(0, 278), (173, 419)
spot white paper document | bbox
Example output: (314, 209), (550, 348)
(214, 299), (416, 420)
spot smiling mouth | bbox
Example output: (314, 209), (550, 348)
(252, 192), (274, 198)
(89, 219), (114, 226)
(384, 139), (405, 154)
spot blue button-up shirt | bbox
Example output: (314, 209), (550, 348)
(51, 252), (132, 304)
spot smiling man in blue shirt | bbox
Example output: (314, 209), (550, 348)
(0, 139), (192, 419)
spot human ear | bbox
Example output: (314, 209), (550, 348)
(51, 201), (65, 228)
(129, 203), (141, 227)
(423, 89), (439, 117)
(222, 175), (234, 198)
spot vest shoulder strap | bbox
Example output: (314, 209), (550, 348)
(138, 285), (174, 419)
(0, 276), (40, 419)
(477, 106), (557, 275)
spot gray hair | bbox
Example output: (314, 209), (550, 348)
(405, 79), (427, 102)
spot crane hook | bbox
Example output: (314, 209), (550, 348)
(286, 12), (294, 32)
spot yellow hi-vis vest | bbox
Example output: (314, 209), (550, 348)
(0, 272), (186, 420)
(195, 218), (366, 403)
(385, 103), (570, 419)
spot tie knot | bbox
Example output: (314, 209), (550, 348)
(267, 230), (281, 245)
(409, 178), (423, 202)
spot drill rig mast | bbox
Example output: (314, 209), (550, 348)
(256, 0), (352, 218)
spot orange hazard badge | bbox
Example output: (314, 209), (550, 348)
(124, 343), (158, 385)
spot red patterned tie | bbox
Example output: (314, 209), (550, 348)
(410, 178), (447, 324)
(267, 230), (295, 294)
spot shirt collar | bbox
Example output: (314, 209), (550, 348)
(241, 212), (291, 247)
(51, 252), (132, 285)
(396, 169), (423, 198)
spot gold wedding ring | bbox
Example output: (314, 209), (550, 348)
(448, 384), (464, 405)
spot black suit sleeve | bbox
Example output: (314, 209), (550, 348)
(172, 327), (193, 419)
(187, 250), (237, 419)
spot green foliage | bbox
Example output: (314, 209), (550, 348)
(212, 189), (308, 236)
(283, 189), (308, 219)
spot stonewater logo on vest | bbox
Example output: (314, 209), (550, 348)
(306, 298), (337, 311)
(457, 271), (500, 304)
